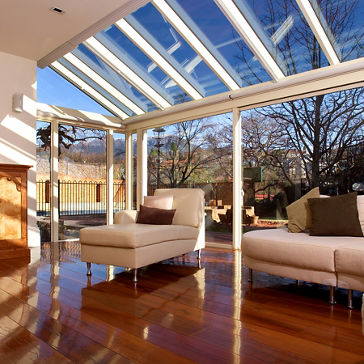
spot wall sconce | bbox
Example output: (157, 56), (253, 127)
(13, 93), (23, 113)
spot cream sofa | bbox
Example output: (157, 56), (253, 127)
(242, 195), (364, 307)
(80, 188), (205, 282)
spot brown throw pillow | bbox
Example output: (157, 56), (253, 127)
(136, 205), (176, 225)
(286, 187), (320, 232)
(308, 192), (363, 236)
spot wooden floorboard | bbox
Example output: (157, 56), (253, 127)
(0, 243), (363, 363)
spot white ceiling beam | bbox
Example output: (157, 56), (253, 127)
(37, 103), (125, 129)
(84, 36), (171, 110)
(72, 47), (149, 112)
(92, 33), (175, 106)
(214, 0), (285, 81)
(124, 58), (364, 131)
(295, 0), (340, 65)
(116, 18), (203, 100)
(153, 0), (240, 90)
(63, 53), (145, 115)
(50, 61), (129, 119)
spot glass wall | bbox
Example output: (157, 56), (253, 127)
(147, 113), (233, 245)
(113, 132), (126, 213)
(241, 86), (364, 231)
(36, 121), (51, 242)
(58, 124), (107, 240)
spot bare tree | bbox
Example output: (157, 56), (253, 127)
(37, 124), (105, 158)
(148, 118), (229, 187)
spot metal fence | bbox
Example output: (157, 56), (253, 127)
(37, 180), (126, 216)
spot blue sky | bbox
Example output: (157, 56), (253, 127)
(37, 67), (113, 116)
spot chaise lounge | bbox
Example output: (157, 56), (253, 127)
(79, 188), (205, 282)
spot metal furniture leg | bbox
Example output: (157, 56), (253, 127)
(248, 268), (253, 283)
(86, 262), (92, 276)
(347, 289), (354, 309)
(329, 286), (336, 305)
(133, 268), (138, 283)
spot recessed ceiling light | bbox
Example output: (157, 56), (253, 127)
(50, 7), (65, 14)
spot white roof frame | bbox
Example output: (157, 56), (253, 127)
(295, 0), (340, 65)
(72, 47), (149, 113)
(153, 0), (241, 90)
(214, 0), (285, 81)
(37, 103), (125, 129)
(51, 61), (130, 119)
(63, 53), (145, 115)
(124, 58), (364, 131)
(93, 32), (175, 107)
(84, 36), (172, 110)
(116, 16), (204, 100)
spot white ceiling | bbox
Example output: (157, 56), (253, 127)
(0, 0), (136, 61)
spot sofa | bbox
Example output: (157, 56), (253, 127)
(80, 188), (205, 282)
(242, 195), (364, 307)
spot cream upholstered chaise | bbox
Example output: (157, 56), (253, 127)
(80, 188), (205, 282)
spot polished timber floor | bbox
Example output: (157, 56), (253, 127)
(1, 242), (364, 363)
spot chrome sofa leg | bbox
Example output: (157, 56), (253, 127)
(347, 289), (354, 309)
(197, 249), (201, 260)
(329, 286), (336, 305)
(133, 268), (138, 283)
(86, 262), (92, 276)
(106, 265), (114, 282)
(296, 280), (300, 287)
(248, 268), (253, 283)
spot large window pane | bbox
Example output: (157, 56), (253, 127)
(147, 113), (233, 245)
(242, 86), (364, 231)
(113, 132), (126, 212)
(58, 125), (107, 240)
(36, 121), (51, 242)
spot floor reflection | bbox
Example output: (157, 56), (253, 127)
(0, 242), (363, 362)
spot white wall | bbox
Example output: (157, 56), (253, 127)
(0, 51), (39, 247)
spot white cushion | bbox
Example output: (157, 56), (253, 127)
(80, 223), (199, 248)
(154, 188), (204, 228)
(143, 195), (173, 209)
(336, 242), (364, 276)
(242, 228), (362, 272)
(114, 210), (138, 224)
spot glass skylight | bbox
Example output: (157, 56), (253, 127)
(97, 25), (194, 104)
(242, 0), (330, 73)
(44, 0), (364, 119)
(308, 0), (364, 62)
(132, 2), (230, 96)
(73, 44), (153, 113)
(177, 0), (271, 86)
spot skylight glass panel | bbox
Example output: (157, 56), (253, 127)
(96, 25), (192, 105)
(132, 2), (229, 97)
(72, 44), (159, 113)
(57, 58), (136, 116)
(174, 0), (271, 86)
(37, 67), (114, 116)
(241, 0), (329, 74)
(308, 0), (364, 62)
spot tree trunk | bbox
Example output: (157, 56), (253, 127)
(311, 94), (324, 188)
